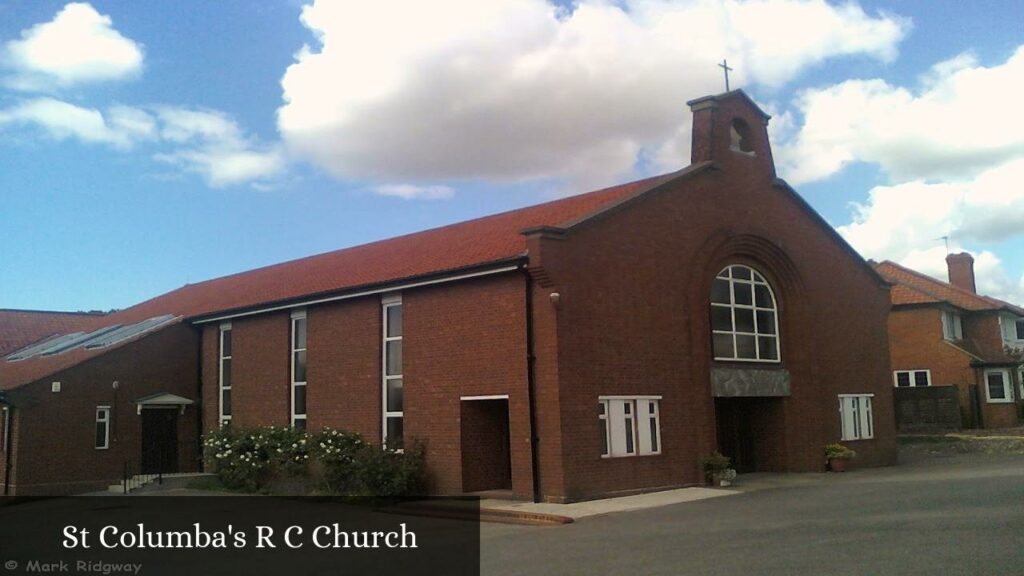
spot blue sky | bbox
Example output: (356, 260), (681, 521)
(2, 0), (1023, 312)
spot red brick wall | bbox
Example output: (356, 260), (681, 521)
(307, 297), (381, 439)
(199, 273), (532, 498)
(7, 323), (199, 495)
(404, 274), (531, 497)
(523, 97), (896, 500)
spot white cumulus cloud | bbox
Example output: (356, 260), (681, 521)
(777, 47), (1024, 185)
(2, 2), (144, 91)
(0, 97), (139, 148)
(149, 107), (286, 188)
(780, 46), (1024, 305)
(837, 158), (1024, 305)
(373, 184), (456, 200)
(0, 98), (284, 188)
(278, 0), (908, 191)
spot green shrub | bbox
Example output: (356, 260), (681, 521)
(355, 442), (427, 498)
(702, 452), (732, 474)
(312, 428), (368, 495)
(824, 443), (856, 460)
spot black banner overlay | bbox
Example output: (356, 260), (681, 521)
(0, 497), (480, 576)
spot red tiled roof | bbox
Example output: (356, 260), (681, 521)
(874, 261), (1024, 314)
(1, 169), (689, 390)
(0, 310), (109, 357)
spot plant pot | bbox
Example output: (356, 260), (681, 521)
(710, 469), (737, 486)
(828, 458), (848, 473)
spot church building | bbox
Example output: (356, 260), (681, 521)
(1, 90), (897, 500)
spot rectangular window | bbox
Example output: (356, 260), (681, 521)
(382, 295), (403, 448)
(839, 394), (874, 441)
(95, 406), (110, 449)
(984, 369), (1013, 403)
(599, 396), (661, 457)
(291, 310), (307, 429)
(219, 322), (232, 426)
(893, 370), (930, 387)
(1016, 319), (1024, 340)
(941, 311), (963, 341)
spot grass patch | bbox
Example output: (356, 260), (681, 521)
(185, 476), (241, 493)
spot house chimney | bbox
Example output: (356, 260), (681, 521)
(946, 252), (976, 293)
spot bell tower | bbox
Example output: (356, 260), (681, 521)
(686, 90), (776, 178)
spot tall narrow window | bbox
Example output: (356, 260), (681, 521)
(291, 310), (307, 429)
(710, 265), (780, 362)
(219, 322), (232, 426)
(0, 407), (8, 453)
(95, 406), (110, 449)
(382, 295), (403, 447)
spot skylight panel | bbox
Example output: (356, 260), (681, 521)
(83, 315), (177, 349)
(5, 332), (84, 362)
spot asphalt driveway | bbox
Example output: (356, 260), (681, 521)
(481, 452), (1024, 575)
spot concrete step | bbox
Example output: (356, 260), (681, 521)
(107, 472), (213, 494)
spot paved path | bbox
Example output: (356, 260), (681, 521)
(481, 453), (1024, 575)
(480, 487), (735, 520)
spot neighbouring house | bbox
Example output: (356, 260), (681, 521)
(874, 256), (1024, 430)
(1, 90), (897, 500)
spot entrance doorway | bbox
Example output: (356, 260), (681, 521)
(714, 397), (786, 473)
(460, 397), (512, 493)
(141, 408), (179, 474)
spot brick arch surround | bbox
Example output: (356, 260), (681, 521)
(689, 232), (806, 473)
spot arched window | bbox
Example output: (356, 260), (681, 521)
(710, 265), (780, 362)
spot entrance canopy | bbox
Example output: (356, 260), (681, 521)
(133, 392), (194, 415)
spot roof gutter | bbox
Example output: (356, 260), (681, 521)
(192, 259), (526, 324)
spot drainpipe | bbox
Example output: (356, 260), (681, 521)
(195, 328), (204, 472)
(524, 269), (542, 503)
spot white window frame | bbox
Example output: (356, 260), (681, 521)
(838, 394), (874, 441)
(599, 396), (662, 458)
(382, 294), (403, 447)
(290, 309), (307, 428)
(1019, 367), (1024, 400)
(218, 322), (232, 426)
(941, 310), (963, 341)
(893, 369), (931, 388)
(710, 265), (781, 363)
(984, 368), (1013, 404)
(95, 406), (111, 450)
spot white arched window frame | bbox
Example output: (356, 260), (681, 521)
(710, 265), (781, 362)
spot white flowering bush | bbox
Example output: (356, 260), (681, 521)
(203, 425), (311, 492)
(312, 428), (367, 494)
(203, 425), (425, 496)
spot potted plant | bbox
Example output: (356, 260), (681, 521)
(702, 452), (737, 487)
(824, 443), (856, 472)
